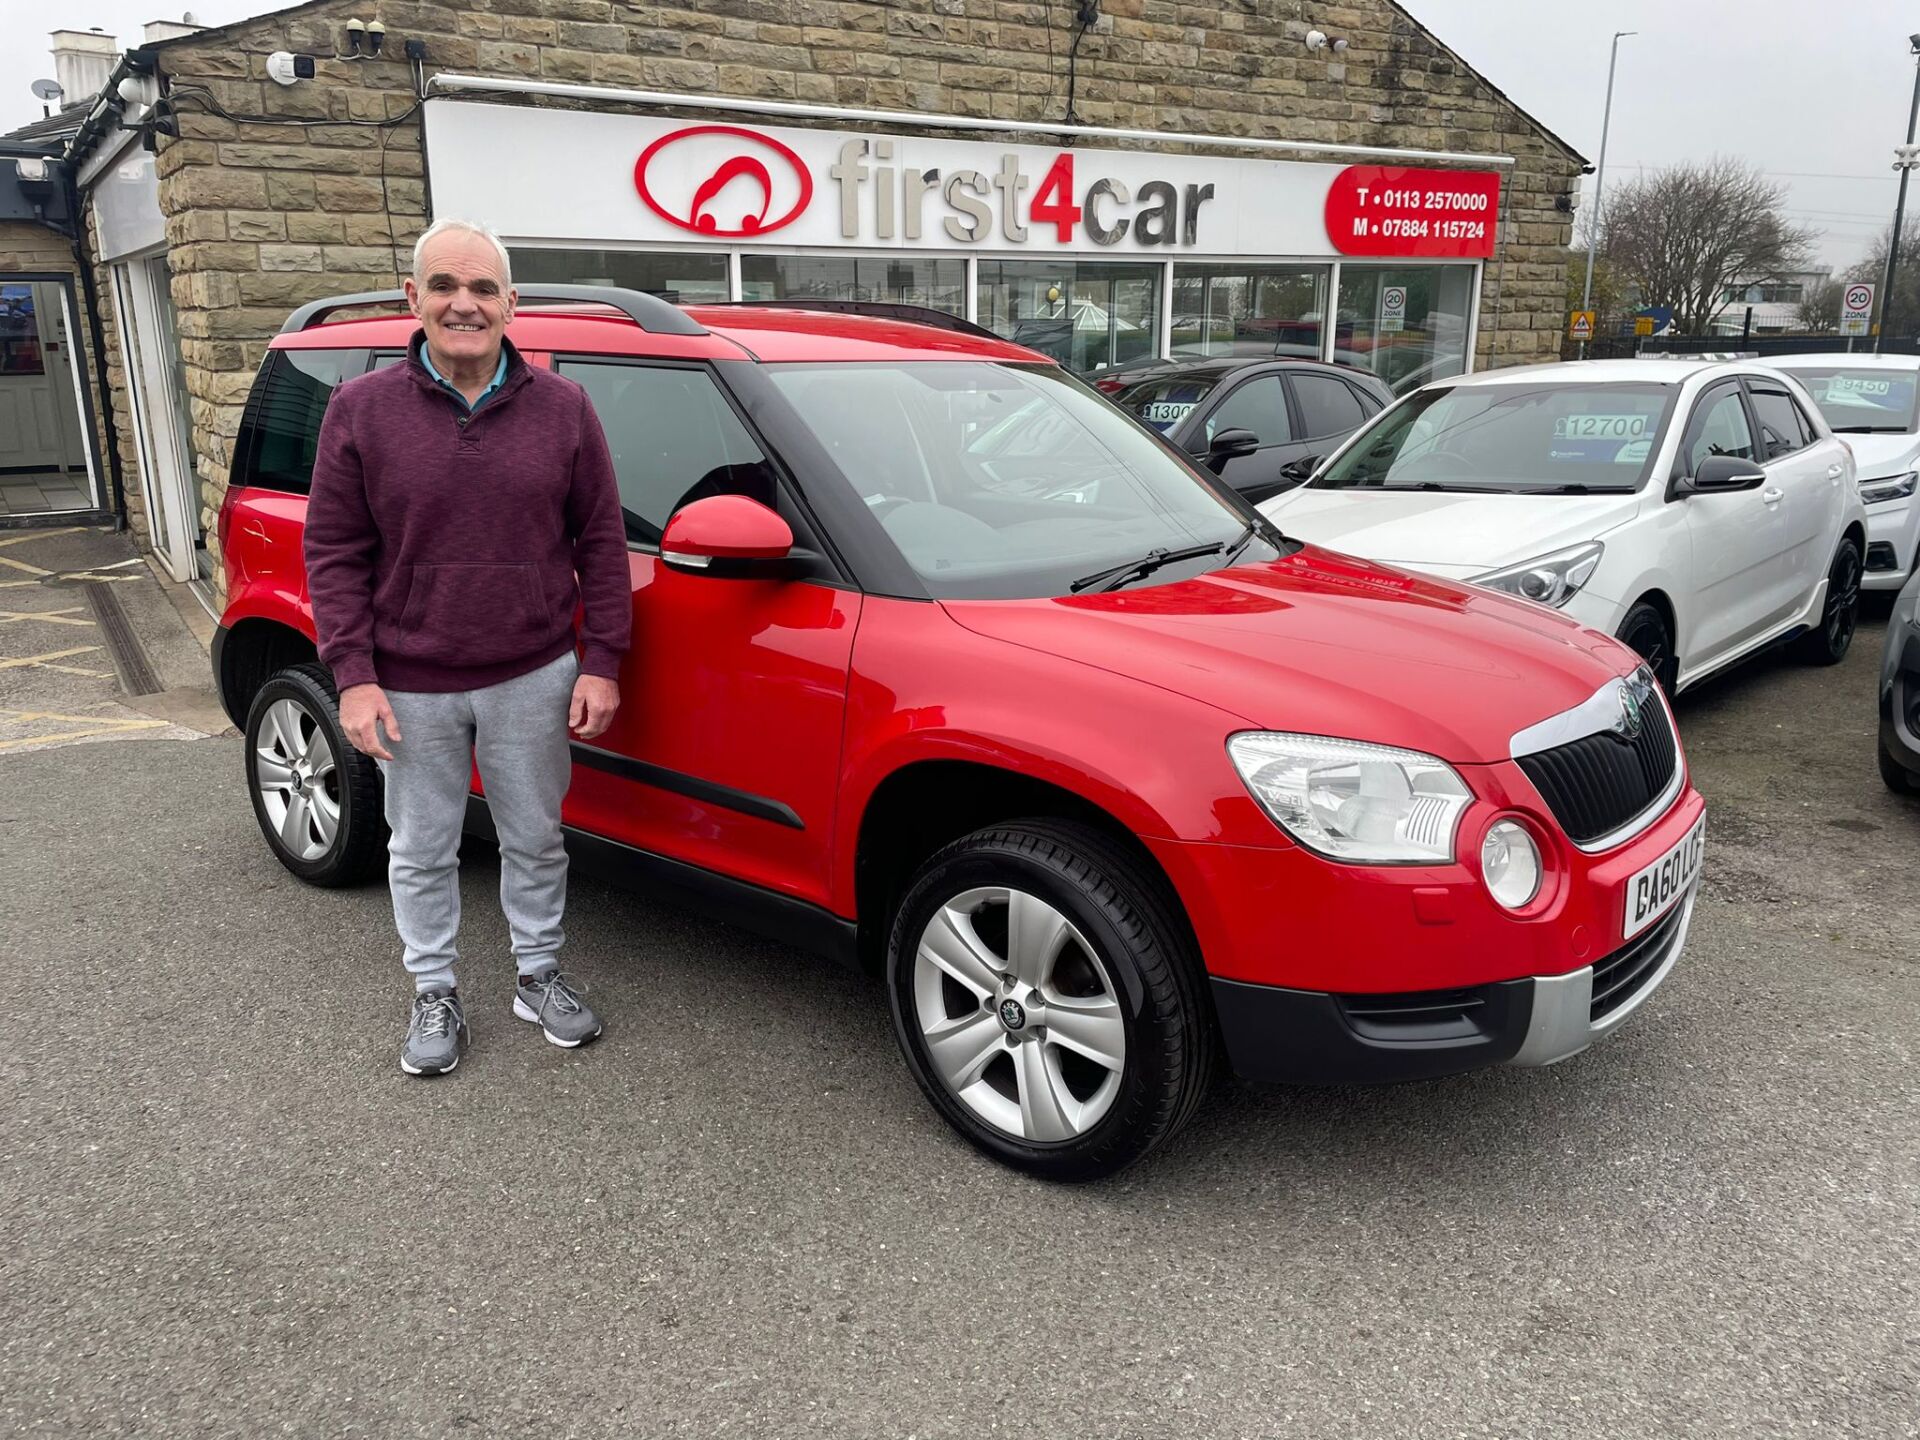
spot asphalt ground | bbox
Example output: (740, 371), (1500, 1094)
(3, 589), (1918, 1438)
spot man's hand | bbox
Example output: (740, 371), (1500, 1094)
(339, 682), (401, 761)
(570, 674), (620, 740)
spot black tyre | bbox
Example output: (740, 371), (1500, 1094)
(1880, 737), (1919, 795)
(244, 662), (387, 887)
(885, 819), (1216, 1182)
(1794, 537), (1862, 666)
(1616, 601), (1678, 695)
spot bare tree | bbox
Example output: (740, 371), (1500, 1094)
(1845, 225), (1920, 338)
(1596, 158), (1818, 334)
(1797, 277), (1843, 331)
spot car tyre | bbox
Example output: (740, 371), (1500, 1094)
(1616, 601), (1679, 695)
(244, 662), (387, 887)
(1879, 737), (1919, 795)
(886, 819), (1216, 1182)
(1794, 536), (1862, 666)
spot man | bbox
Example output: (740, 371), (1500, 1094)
(304, 218), (631, 1076)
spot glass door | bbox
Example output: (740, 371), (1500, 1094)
(117, 257), (204, 582)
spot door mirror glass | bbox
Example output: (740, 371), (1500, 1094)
(660, 495), (794, 573)
(1684, 453), (1767, 493)
(1280, 454), (1323, 483)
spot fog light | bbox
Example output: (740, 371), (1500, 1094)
(1481, 820), (1541, 910)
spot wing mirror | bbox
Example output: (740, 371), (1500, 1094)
(1203, 428), (1262, 470)
(1279, 454), (1323, 484)
(660, 495), (795, 576)
(1677, 454), (1767, 496)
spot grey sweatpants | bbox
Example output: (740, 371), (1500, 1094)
(377, 650), (579, 993)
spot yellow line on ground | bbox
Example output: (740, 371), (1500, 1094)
(0, 706), (157, 724)
(0, 556), (52, 577)
(0, 646), (104, 670)
(0, 721), (168, 752)
(39, 664), (113, 678)
(0, 528), (83, 549)
(0, 609), (92, 627)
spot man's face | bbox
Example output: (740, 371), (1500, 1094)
(405, 230), (514, 366)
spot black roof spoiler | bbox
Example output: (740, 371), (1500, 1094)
(279, 284), (710, 337)
(696, 298), (1006, 343)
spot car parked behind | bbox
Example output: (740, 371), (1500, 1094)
(1108, 357), (1390, 504)
(1263, 359), (1868, 695)
(1879, 565), (1920, 794)
(1764, 353), (1920, 593)
(215, 290), (1707, 1181)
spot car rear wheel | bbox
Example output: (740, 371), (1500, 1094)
(886, 820), (1215, 1182)
(244, 662), (386, 887)
(1616, 602), (1678, 695)
(1794, 537), (1861, 666)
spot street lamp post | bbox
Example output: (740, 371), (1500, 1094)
(1580, 29), (1636, 358)
(1875, 33), (1920, 355)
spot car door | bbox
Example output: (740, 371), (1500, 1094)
(1191, 370), (1308, 502)
(1287, 370), (1377, 486)
(554, 355), (859, 910)
(1673, 379), (1790, 664)
(1744, 374), (1844, 617)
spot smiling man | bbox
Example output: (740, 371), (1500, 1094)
(303, 218), (631, 1076)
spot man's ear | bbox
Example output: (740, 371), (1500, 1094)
(403, 276), (422, 317)
(502, 285), (517, 323)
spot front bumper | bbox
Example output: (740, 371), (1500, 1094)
(1880, 610), (1920, 779)
(1212, 893), (1695, 1085)
(1863, 496), (1918, 591)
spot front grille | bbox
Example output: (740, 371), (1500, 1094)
(1589, 903), (1687, 1020)
(1517, 695), (1678, 847)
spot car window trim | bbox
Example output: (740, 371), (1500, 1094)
(550, 352), (855, 589)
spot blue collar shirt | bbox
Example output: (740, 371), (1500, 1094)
(420, 346), (509, 413)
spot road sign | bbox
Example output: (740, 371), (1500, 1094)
(1634, 316), (1655, 337)
(1569, 310), (1596, 341)
(1380, 284), (1407, 333)
(1842, 282), (1874, 337)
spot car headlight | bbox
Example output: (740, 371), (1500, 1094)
(1860, 471), (1918, 504)
(1227, 732), (1472, 863)
(1472, 542), (1605, 609)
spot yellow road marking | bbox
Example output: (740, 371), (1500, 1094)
(0, 608), (92, 627)
(0, 556), (52, 577)
(0, 721), (168, 752)
(0, 646), (104, 670)
(0, 528), (83, 549)
(39, 663), (113, 678)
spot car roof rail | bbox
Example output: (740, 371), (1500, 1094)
(279, 284), (710, 337)
(698, 298), (1007, 343)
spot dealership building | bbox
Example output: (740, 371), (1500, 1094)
(0, 0), (1583, 609)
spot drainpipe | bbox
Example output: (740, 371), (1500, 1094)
(64, 166), (129, 529)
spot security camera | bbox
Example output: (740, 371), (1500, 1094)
(266, 51), (316, 85)
(1305, 29), (1328, 50)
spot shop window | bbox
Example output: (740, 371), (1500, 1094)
(977, 259), (1160, 375)
(236, 349), (367, 495)
(1292, 372), (1367, 439)
(1169, 264), (1329, 362)
(740, 255), (963, 314)
(1337, 266), (1474, 396)
(0, 284), (45, 375)
(507, 248), (728, 303)
(558, 359), (777, 544)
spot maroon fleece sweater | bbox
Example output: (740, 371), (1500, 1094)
(304, 335), (631, 693)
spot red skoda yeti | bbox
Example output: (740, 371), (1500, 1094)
(215, 288), (1707, 1180)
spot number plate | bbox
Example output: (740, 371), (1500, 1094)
(1624, 816), (1705, 940)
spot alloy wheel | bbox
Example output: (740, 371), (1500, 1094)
(254, 696), (342, 862)
(1827, 548), (1860, 654)
(911, 886), (1127, 1144)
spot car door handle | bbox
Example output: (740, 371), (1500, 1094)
(1827, 464), (1845, 479)
(1761, 487), (1784, 504)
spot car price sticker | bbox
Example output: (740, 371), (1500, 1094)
(1826, 375), (1892, 398)
(1553, 413), (1648, 439)
(1624, 815), (1705, 940)
(1140, 401), (1196, 426)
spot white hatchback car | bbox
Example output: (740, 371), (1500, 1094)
(1763, 353), (1920, 592)
(1261, 359), (1868, 693)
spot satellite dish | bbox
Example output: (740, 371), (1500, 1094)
(31, 79), (64, 102)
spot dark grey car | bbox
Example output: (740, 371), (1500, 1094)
(1880, 567), (1920, 793)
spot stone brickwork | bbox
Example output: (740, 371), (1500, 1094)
(0, 219), (117, 521)
(141, 0), (1581, 598)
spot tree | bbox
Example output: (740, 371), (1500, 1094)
(1595, 158), (1818, 334)
(1797, 277), (1843, 331)
(1845, 225), (1920, 338)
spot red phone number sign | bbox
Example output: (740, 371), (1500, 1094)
(1324, 166), (1501, 259)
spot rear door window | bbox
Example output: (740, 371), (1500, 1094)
(1291, 372), (1368, 438)
(235, 348), (369, 494)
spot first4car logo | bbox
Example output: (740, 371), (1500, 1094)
(633, 125), (815, 236)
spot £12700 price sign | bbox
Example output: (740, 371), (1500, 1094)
(1324, 166), (1502, 260)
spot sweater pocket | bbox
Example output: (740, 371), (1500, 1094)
(397, 563), (554, 665)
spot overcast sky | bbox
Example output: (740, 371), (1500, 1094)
(6, 0), (1916, 272)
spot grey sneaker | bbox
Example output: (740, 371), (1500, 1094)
(400, 987), (467, 1076)
(513, 968), (602, 1048)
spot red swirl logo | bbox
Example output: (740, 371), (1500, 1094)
(633, 125), (813, 237)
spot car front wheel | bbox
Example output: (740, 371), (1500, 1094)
(886, 820), (1215, 1182)
(244, 662), (386, 887)
(1617, 601), (1678, 695)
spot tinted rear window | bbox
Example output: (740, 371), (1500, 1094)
(1113, 372), (1224, 433)
(235, 349), (367, 494)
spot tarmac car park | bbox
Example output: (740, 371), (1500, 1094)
(212, 289), (1708, 1181)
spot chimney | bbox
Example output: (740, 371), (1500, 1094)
(143, 17), (204, 45)
(49, 29), (120, 104)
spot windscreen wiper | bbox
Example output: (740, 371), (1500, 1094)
(1069, 539), (1230, 594)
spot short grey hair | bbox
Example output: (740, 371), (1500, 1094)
(411, 218), (513, 287)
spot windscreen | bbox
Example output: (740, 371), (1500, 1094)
(1782, 369), (1920, 434)
(1113, 371), (1225, 434)
(1312, 382), (1676, 493)
(762, 362), (1280, 599)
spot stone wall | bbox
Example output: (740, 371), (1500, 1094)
(144, 0), (1581, 596)
(0, 219), (118, 522)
